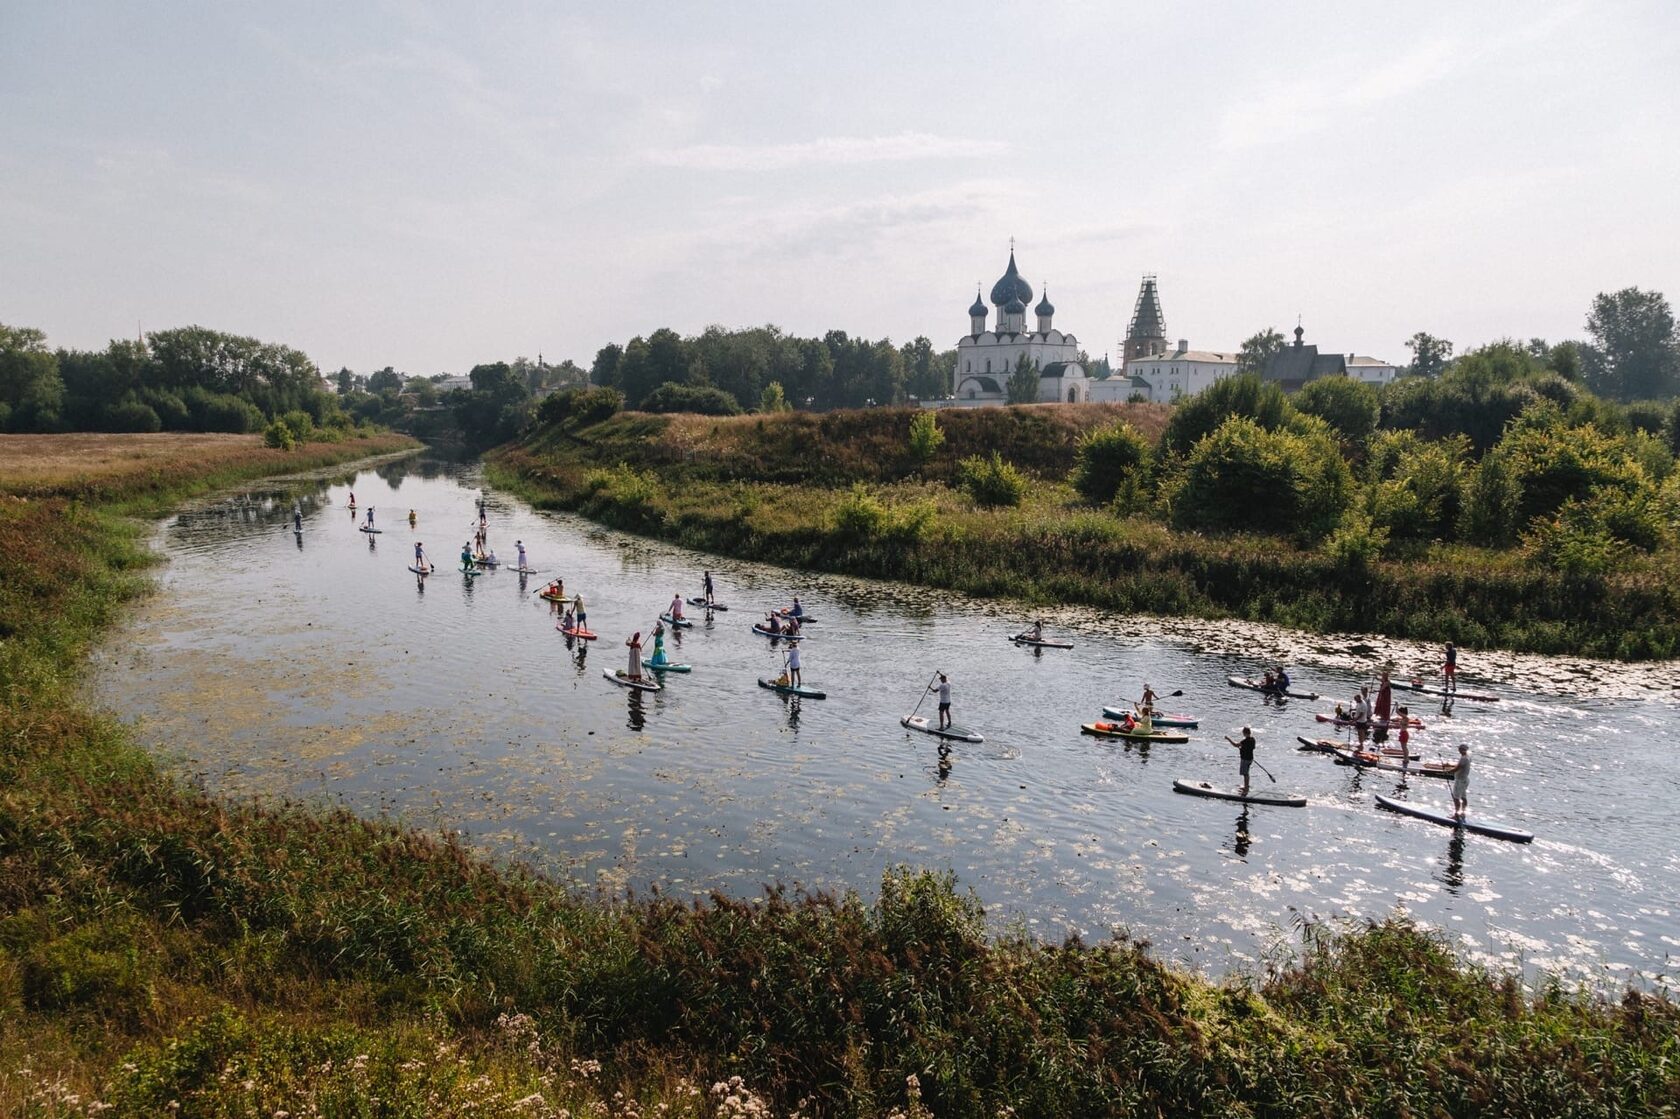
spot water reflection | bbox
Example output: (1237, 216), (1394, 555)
(1438, 831), (1467, 896)
(625, 689), (646, 731)
(1230, 809), (1252, 859)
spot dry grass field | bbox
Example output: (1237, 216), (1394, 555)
(0, 431), (413, 498)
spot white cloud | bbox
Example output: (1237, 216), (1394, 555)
(1218, 36), (1468, 150)
(644, 132), (1010, 171)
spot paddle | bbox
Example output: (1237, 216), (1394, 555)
(1224, 733), (1277, 784)
(906, 671), (940, 723)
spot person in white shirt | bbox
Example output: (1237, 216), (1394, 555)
(930, 673), (952, 729)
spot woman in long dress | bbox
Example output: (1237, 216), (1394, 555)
(626, 631), (644, 680)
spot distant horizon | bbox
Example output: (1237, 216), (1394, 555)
(5, 2), (1676, 375)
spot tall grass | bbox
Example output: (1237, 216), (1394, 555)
(2, 433), (1677, 1116)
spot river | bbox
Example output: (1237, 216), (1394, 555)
(88, 457), (1680, 990)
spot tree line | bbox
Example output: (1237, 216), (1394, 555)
(587, 325), (958, 414)
(1229, 287), (1679, 401)
(0, 323), (352, 437)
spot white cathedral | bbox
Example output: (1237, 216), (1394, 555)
(951, 250), (1089, 405)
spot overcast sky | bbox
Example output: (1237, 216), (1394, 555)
(4, 1), (1677, 374)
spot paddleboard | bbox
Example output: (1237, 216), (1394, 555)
(603, 668), (661, 692)
(508, 567), (541, 576)
(1103, 706), (1198, 728)
(1395, 680), (1501, 703)
(1226, 675), (1319, 700)
(751, 624), (804, 639)
(1332, 747), (1454, 778)
(359, 526), (382, 534)
(406, 564), (433, 576)
(1296, 736), (1417, 760)
(538, 591), (570, 603)
(1010, 635), (1074, 649)
(459, 568), (479, 579)
(644, 661), (692, 674)
(901, 715), (983, 743)
(659, 613), (694, 628)
(473, 556), (500, 567)
(1316, 713), (1425, 729)
(1375, 794), (1532, 842)
(687, 597), (729, 611)
(1172, 779), (1306, 807)
(758, 678), (827, 699)
(558, 625), (598, 640)
(1081, 722), (1190, 744)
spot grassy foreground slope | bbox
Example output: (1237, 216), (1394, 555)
(492, 405), (1680, 658)
(1, 433), (1677, 1117)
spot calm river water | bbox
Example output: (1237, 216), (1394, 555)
(90, 457), (1680, 989)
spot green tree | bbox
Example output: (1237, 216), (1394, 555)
(367, 367), (403, 395)
(590, 343), (624, 389)
(1295, 375), (1379, 448)
(759, 381), (791, 413)
(1071, 421), (1151, 504)
(1160, 373), (1292, 458)
(908, 409), (944, 462)
(1006, 354), (1039, 404)
(1491, 408), (1649, 528)
(0, 323), (65, 431)
(1365, 431), (1467, 542)
(1584, 287), (1679, 401)
(1404, 332), (1454, 378)
(1171, 415), (1352, 538)
(1234, 328), (1284, 377)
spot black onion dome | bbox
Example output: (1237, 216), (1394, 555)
(1035, 288), (1054, 316)
(968, 289), (987, 317)
(1004, 297), (1027, 315)
(988, 251), (1034, 306)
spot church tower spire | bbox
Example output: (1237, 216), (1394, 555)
(1122, 274), (1167, 369)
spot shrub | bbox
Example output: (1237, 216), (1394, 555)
(1160, 374), (1292, 458)
(280, 409), (316, 440)
(831, 483), (887, 542)
(1171, 415), (1351, 538)
(102, 398), (163, 433)
(1492, 411), (1647, 527)
(759, 380), (791, 413)
(263, 419), (295, 450)
(185, 388), (264, 433)
(1071, 420), (1151, 504)
(1324, 507), (1390, 571)
(956, 451), (1028, 507)
(537, 386), (625, 428)
(641, 382), (742, 416)
(1368, 437), (1466, 542)
(583, 462), (661, 520)
(908, 410), (945, 463)
(1523, 503), (1630, 580)
(1295, 375), (1379, 447)
(141, 387), (191, 430)
(1458, 453), (1520, 546)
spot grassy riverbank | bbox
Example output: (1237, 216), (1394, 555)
(489, 407), (1680, 659)
(3, 433), (1677, 1117)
